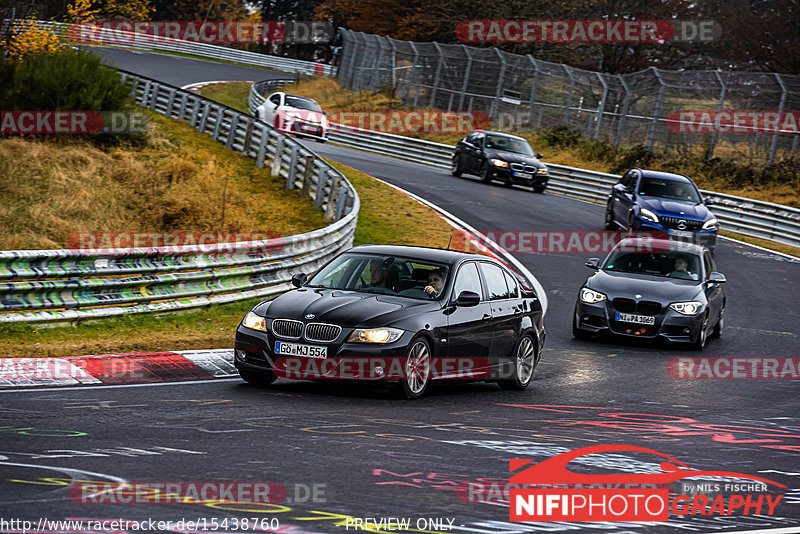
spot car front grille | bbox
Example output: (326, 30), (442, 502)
(613, 298), (636, 313)
(305, 323), (342, 343)
(510, 163), (539, 173)
(272, 319), (303, 339)
(661, 216), (703, 230)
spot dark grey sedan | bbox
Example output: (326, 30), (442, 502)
(573, 238), (725, 349)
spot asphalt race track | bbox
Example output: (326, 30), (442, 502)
(1, 49), (799, 534)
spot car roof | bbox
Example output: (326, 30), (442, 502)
(615, 238), (706, 255)
(470, 130), (529, 142)
(347, 244), (499, 265)
(636, 169), (694, 183)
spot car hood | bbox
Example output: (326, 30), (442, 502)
(586, 270), (702, 303)
(485, 149), (546, 169)
(638, 197), (712, 221)
(254, 288), (439, 328)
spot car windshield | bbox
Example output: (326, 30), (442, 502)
(484, 135), (535, 156)
(603, 249), (701, 280)
(306, 253), (451, 300)
(284, 96), (322, 111)
(638, 177), (702, 204)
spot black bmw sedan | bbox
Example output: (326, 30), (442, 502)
(573, 238), (725, 349)
(451, 130), (549, 192)
(234, 245), (546, 398)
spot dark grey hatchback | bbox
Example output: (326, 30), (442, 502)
(234, 245), (546, 398)
(573, 238), (725, 349)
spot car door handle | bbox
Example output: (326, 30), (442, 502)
(482, 314), (491, 320)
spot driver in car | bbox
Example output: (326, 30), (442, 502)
(423, 269), (445, 298)
(667, 257), (696, 280)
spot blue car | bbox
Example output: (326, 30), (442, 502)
(604, 169), (718, 251)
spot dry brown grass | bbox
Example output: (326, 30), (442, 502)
(0, 111), (325, 250)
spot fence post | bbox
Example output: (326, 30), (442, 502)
(314, 168), (329, 210)
(490, 49), (507, 121)
(526, 55), (539, 126)
(388, 38), (398, 88)
(769, 74), (788, 166)
(458, 46), (473, 111)
(406, 42), (419, 105)
(301, 155), (314, 198)
(647, 68), (665, 152)
(562, 66), (574, 126)
(226, 113), (239, 149)
(211, 107), (224, 141)
(707, 71), (727, 161)
(615, 75), (630, 148)
(594, 72), (609, 140)
(242, 118), (254, 154)
(429, 42), (444, 108)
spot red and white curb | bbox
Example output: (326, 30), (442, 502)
(181, 80), (251, 92)
(0, 349), (236, 388)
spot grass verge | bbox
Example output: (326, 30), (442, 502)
(0, 157), (455, 357)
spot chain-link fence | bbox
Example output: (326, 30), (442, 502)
(337, 29), (800, 165)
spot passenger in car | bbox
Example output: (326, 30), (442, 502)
(367, 259), (398, 291)
(423, 269), (445, 298)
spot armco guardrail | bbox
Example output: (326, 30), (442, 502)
(248, 78), (295, 116)
(0, 71), (359, 323)
(2, 20), (335, 76)
(247, 81), (800, 249)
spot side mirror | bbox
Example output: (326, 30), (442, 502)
(453, 290), (480, 307)
(704, 198), (716, 206)
(708, 272), (726, 284)
(585, 258), (601, 270)
(291, 272), (307, 288)
(323, 110), (329, 116)
(535, 153), (543, 159)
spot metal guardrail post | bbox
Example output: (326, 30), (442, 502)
(271, 136), (285, 176)
(324, 174), (341, 221)
(286, 145), (299, 188)
(226, 112), (239, 149)
(301, 155), (314, 197)
(211, 106), (223, 141)
(314, 167), (328, 210)
(255, 129), (269, 168)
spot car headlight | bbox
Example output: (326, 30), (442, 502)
(639, 208), (659, 223)
(536, 168), (548, 174)
(580, 288), (606, 304)
(490, 159), (508, 168)
(242, 311), (267, 332)
(702, 218), (718, 230)
(347, 328), (404, 343)
(669, 301), (703, 315)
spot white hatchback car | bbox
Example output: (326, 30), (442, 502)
(257, 92), (330, 142)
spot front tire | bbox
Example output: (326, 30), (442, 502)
(604, 202), (615, 230)
(711, 303), (724, 338)
(239, 370), (277, 386)
(499, 334), (537, 390)
(532, 184), (546, 193)
(451, 155), (463, 177)
(480, 162), (492, 183)
(396, 337), (432, 399)
(691, 314), (709, 350)
(572, 313), (591, 340)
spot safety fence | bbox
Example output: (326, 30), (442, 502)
(337, 29), (800, 166)
(248, 79), (800, 250)
(0, 70), (360, 323)
(1, 19), (336, 76)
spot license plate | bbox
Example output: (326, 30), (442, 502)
(274, 341), (326, 359)
(616, 313), (656, 325)
(514, 172), (533, 179)
(301, 124), (318, 131)
(670, 230), (694, 239)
